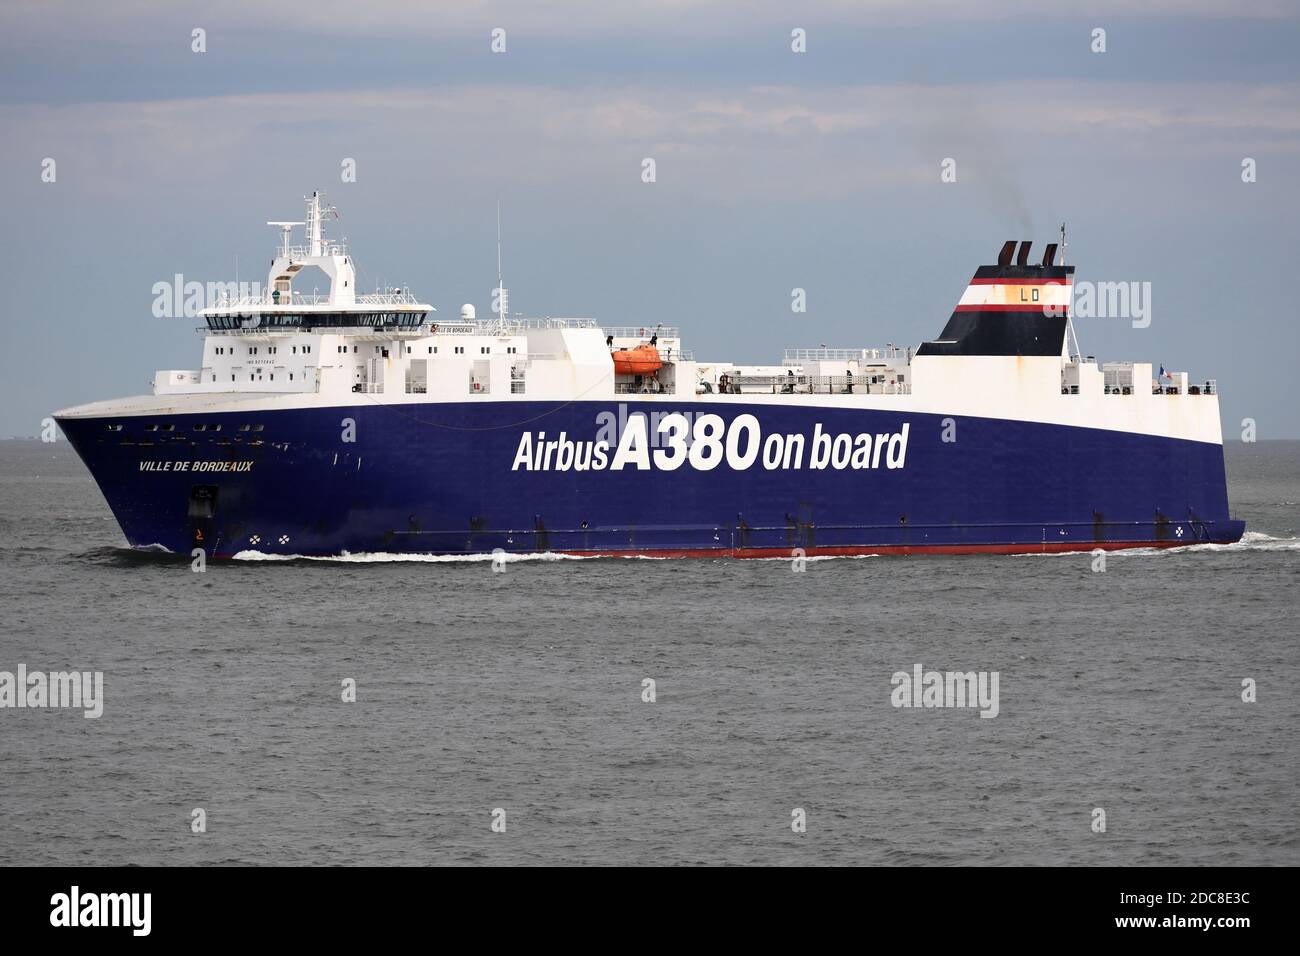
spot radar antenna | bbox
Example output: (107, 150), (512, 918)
(266, 221), (303, 257)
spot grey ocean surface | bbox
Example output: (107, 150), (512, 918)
(0, 440), (1297, 866)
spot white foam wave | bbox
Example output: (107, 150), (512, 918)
(229, 549), (601, 564)
(223, 531), (1297, 563)
(1175, 530), (1300, 553)
(1014, 530), (1300, 558)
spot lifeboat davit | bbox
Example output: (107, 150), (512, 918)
(611, 344), (663, 376)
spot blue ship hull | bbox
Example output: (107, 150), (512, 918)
(57, 401), (1244, 558)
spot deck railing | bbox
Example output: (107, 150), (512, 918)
(1060, 381), (1219, 396)
(603, 326), (681, 339)
(207, 290), (425, 311)
(708, 374), (910, 396)
(782, 346), (909, 365)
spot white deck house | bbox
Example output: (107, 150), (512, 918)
(142, 192), (1224, 447)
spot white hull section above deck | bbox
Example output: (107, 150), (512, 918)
(57, 204), (1225, 451)
(58, 348), (1226, 447)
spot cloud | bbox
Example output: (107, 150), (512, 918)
(2, 0), (1295, 46)
(5, 79), (1297, 208)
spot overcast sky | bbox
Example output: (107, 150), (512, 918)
(2, 0), (1297, 437)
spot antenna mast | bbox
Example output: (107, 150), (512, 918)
(495, 200), (509, 333)
(1061, 221), (1083, 362)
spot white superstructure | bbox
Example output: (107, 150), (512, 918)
(67, 192), (1224, 446)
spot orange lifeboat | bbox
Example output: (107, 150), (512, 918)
(611, 343), (663, 376)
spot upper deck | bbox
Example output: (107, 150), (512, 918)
(55, 205), (1225, 447)
(201, 302), (430, 331)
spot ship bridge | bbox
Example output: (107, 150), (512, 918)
(197, 190), (433, 333)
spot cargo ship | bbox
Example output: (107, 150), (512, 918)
(55, 191), (1245, 558)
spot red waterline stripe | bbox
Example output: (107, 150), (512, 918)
(208, 537), (1237, 561)
(544, 539), (1233, 559)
